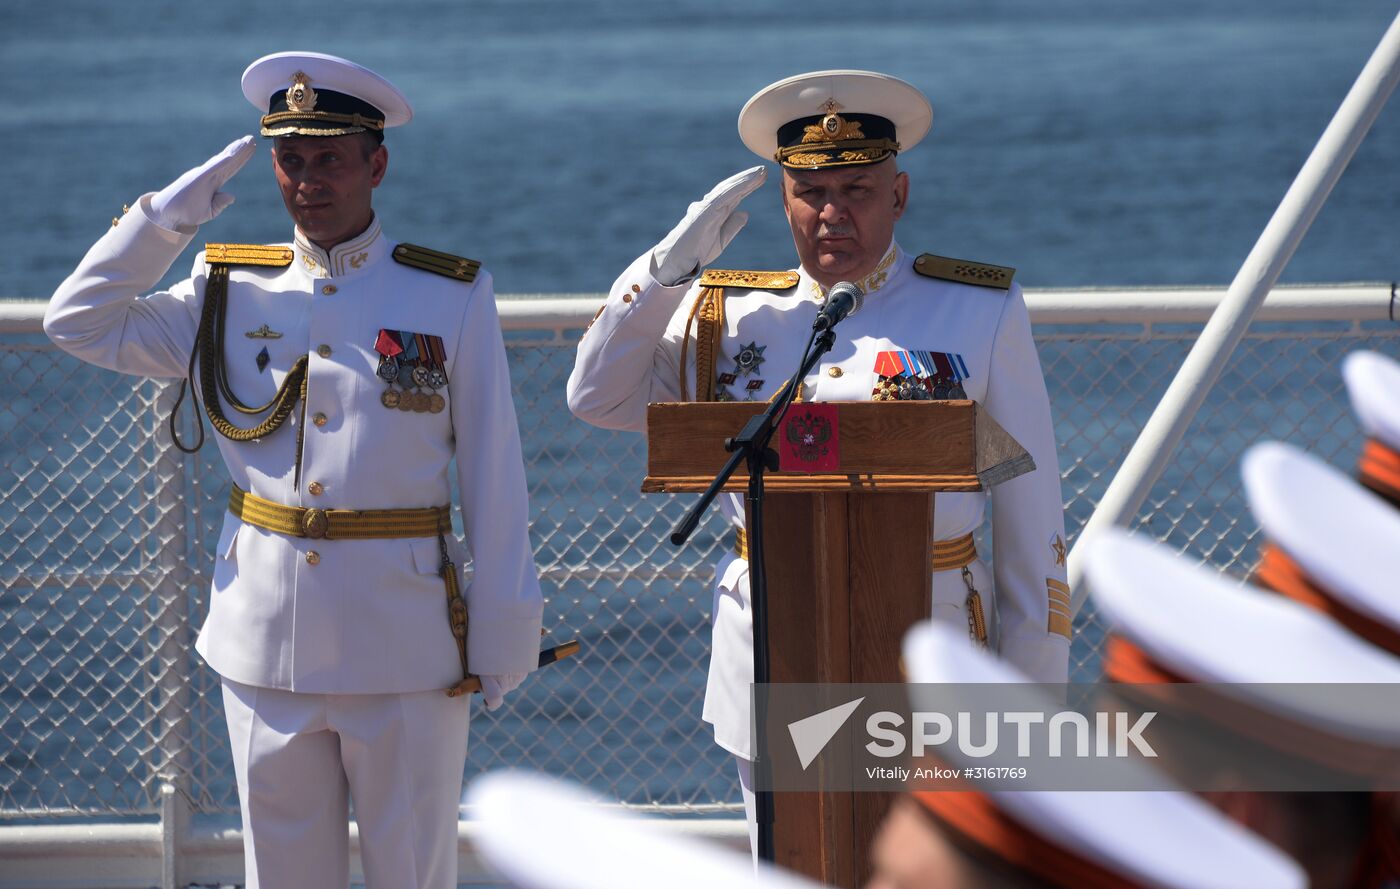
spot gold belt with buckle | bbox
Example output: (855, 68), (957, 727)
(227, 485), (471, 694)
(228, 485), (450, 539)
(730, 528), (987, 646)
(731, 528), (978, 572)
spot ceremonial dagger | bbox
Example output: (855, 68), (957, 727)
(446, 639), (581, 698)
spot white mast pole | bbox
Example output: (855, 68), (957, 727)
(1069, 12), (1400, 612)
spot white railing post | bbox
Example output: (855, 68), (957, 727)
(161, 783), (190, 889)
(1066, 12), (1400, 610)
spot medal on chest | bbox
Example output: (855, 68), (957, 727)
(716, 340), (768, 402)
(871, 349), (969, 401)
(374, 328), (448, 413)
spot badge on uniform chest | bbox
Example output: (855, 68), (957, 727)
(871, 349), (969, 401)
(716, 340), (768, 402)
(374, 328), (448, 413)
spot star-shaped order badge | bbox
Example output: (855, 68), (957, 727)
(731, 341), (766, 377)
(1049, 532), (1067, 567)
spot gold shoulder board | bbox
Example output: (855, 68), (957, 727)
(204, 244), (294, 267)
(393, 243), (480, 283)
(697, 268), (800, 290)
(913, 253), (1015, 290)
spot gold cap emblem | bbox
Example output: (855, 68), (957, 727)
(803, 113), (865, 144)
(820, 98), (845, 137)
(286, 72), (318, 113)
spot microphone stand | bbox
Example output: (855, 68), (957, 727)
(670, 321), (838, 864)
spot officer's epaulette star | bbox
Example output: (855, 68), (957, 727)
(697, 268), (800, 290)
(204, 244), (294, 267)
(393, 243), (481, 283)
(913, 253), (1015, 290)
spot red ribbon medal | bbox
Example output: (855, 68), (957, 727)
(375, 328), (405, 358)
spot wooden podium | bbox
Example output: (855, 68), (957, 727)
(644, 400), (1033, 887)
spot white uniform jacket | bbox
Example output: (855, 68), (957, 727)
(568, 242), (1069, 758)
(45, 196), (544, 694)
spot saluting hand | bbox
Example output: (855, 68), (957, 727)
(150, 135), (257, 231)
(650, 165), (767, 287)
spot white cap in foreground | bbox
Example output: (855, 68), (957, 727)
(466, 771), (824, 889)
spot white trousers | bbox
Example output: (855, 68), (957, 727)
(221, 677), (471, 889)
(736, 755), (758, 864)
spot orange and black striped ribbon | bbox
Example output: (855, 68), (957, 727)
(1103, 635), (1400, 779)
(1254, 542), (1400, 657)
(1359, 438), (1400, 509)
(427, 334), (448, 375)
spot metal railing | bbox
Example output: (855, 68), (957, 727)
(0, 284), (1396, 888)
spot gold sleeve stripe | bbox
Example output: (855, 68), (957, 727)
(913, 253), (1015, 290)
(205, 244), (294, 267)
(1048, 575), (1073, 639)
(697, 268), (800, 290)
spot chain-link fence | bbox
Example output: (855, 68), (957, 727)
(2, 298), (1397, 825)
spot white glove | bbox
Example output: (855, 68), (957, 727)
(150, 135), (257, 231)
(480, 672), (528, 711)
(650, 165), (766, 286)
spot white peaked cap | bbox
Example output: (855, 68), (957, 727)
(1242, 440), (1400, 652)
(1344, 350), (1400, 449)
(902, 621), (1307, 889)
(242, 51), (412, 136)
(1083, 528), (1400, 745)
(739, 70), (931, 169)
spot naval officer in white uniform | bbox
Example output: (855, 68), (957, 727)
(44, 52), (544, 888)
(566, 70), (1070, 848)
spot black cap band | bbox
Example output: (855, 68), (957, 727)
(261, 86), (386, 137)
(774, 112), (899, 170)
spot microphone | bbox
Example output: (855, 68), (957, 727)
(813, 281), (863, 331)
